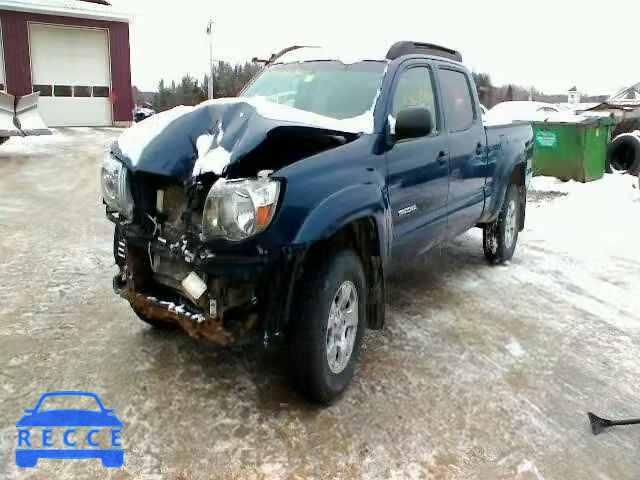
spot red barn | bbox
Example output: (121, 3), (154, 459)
(0, 0), (133, 126)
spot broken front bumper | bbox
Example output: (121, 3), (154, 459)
(112, 225), (302, 347)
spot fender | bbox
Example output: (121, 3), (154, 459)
(292, 183), (391, 265)
(288, 183), (390, 331)
(479, 137), (532, 225)
(480, 161), (527, 225)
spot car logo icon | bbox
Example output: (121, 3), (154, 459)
(16, 391), (123, 468)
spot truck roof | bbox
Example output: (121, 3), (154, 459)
(272, 42), (462, 66)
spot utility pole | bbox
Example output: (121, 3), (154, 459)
(206, 19), (214, 99)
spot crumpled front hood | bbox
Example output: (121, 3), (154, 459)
(112, 97), (372, 181)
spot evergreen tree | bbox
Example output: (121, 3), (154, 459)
(506, 84), (514, 101)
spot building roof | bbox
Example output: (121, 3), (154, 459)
(0, 0), (131, 22)
(609, 82), (640, 106)
(584, 102), (637, 112)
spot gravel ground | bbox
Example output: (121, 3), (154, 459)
(1, 128), (639, 479)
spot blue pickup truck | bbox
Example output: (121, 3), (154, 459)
(102, 41), (533, 404)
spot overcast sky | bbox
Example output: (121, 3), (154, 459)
(118, 0), (639, 96)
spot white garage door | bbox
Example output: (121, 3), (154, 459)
(29, 23), (112, 127)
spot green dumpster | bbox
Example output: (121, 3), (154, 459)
(532, 118), (612, 182)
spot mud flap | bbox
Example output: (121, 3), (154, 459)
(0, 91), (51, 138)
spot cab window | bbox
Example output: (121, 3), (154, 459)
(439, 68), (475, 132)
(391, 66), (438, 134)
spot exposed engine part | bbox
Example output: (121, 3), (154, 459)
(117, 244), (262, 346)
(607, 131), (640, 175)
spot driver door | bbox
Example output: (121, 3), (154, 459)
(385, 62), (450, 267)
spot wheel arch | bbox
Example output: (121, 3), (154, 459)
(291, 216), (386, 331)
(480, 161), (527, 230)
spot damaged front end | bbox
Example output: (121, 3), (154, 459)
(108, 173), (296, 347)
(112, 230), (264, 346)
(104, 98), (359, 346)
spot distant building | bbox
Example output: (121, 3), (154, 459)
(609, 82), (640, 107)
(567, 86), (581, 104)
(0, 0), (133, 126)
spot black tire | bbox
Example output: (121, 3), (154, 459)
(483, 185), (521, 265)
(288, 249), (366, 405)
(607, 134), (640, 175)
(0, 137), (8, 146)
(130, 304), (177, 329)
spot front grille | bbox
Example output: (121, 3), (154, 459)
(130, 173), (203, 241)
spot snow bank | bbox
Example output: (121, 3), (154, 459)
(528, 174), (640, 255)
(0, 129), (75, 156)
(530, 174), (639, 197)
(524, 173), (640, 332)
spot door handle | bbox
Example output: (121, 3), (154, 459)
(437, 151), (448, 165)
(476, 142), (483, 155)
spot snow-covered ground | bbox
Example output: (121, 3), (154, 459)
(528, 173), (640, 257)
(1, 130), (639, 479)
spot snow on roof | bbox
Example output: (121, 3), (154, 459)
(274, 46), (388, 65)
(0, 0), (132, 22)
(609, 82), (640, 104)
(485, 101), (603, 124)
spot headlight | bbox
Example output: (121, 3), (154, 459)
(101, 153), (134, 219)
(202, 177), (280, 241)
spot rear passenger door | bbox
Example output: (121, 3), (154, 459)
(437, 66), (487, 238)
(385, 61), (450, 266)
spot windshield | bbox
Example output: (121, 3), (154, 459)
(241, 61), (386, 120)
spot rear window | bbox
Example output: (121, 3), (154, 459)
(439, 69), (475, 132)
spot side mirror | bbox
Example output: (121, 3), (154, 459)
(395, 107), (434, 140)
(24, 409), (34, 414)
(105, 409), (115, 415)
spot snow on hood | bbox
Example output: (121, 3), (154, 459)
(113, 97), (373, 180)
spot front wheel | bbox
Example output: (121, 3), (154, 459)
(483, 185), (521, 264)
(288, 249), (366, 405)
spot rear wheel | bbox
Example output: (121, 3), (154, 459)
(483, 185), (521, 264)
(288, 249), (366, 405)
(0, 137), (9, 146)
